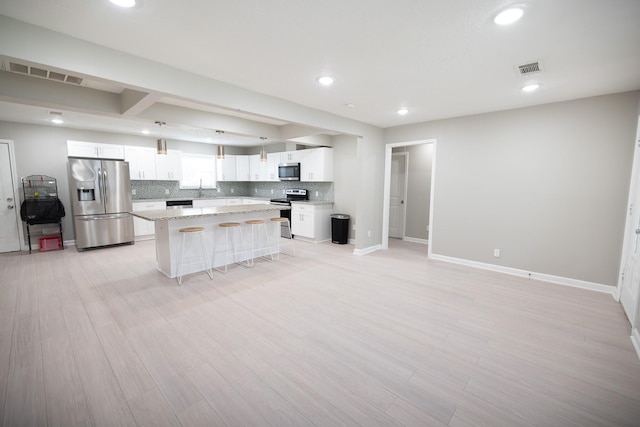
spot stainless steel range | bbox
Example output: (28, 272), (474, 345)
(270, 188), (308, 238)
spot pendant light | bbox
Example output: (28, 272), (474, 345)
(155, 121), (167, 155)
(216, 130), (225, 159)
(259, 137), (268, 163)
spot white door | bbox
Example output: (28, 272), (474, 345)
(389, 153), (406, 239)
(620, 118), (640, 327)
(0, 140), (21, 253)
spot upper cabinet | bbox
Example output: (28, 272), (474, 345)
(155, 149), (183, 181)
(281, 150), (303, 163)
(125, 146), (157, 180)
(67, 140), (125, 159)
(216, 155), (237, 181)
(248, 153), (279, 182)
(266, 153), (280, 181)
(236, 155), (251, 181)
(300, 147), (333, 182)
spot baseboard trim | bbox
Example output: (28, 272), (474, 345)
(430, 253), (616, 296)
(403, 237), (428, 245)
(631, 328), (640, 360)
(353, 245), (382, 256)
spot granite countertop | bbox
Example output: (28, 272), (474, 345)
(131, 204), (289, 221)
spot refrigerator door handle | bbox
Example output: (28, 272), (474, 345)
(78, 214), (126, 221)
(102, 168), (108, 207)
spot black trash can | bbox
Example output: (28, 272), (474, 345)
(331, 214), (350, 244)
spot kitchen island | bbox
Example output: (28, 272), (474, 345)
(131, 204), (288, 279)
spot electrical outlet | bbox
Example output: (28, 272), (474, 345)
(131, 188), (136, 196)
(165, 189), (169, 195)
(315, 191), (319, 197)
(271, 189), (274, 194)
(217, 188), (220, 193)
(255, 188), (257, 193)
(493, 249), (501, 258)
(367, 230), (371, 237)
(230, 188), (234, 193)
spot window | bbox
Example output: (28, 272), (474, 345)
(180, 153), (216, 189)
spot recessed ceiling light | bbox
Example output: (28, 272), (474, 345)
(522, 83), (540, 92)
(51, 118), (64, 124)
(142, 129), (150, 135)
(110, 0), (136, 7)
(345, 103), (356, 108)
(317, 76), (334, 86)
(397, 108), (409, 115)
(494, 7), (524, 25)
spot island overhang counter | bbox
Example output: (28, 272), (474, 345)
(131, 204), (289, 278)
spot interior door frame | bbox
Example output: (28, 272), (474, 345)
(0, 139), (25, 252)
(389, 152), (408, 239)
(616, 115), (640, 359)
(382, 138), (436, 255)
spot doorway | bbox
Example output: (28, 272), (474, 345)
(382, 139), (436, 255)
(0, 139), (22, 253)
(389, 153), (407, 239)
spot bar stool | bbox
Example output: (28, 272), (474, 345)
(245, 220), (274, 266)
(214, 222), (251, 273)
(176, 226), (213, 285)
(270, 217), (295, 260)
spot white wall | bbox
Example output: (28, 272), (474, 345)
(332, 134), (358, 241)
(385, 91), (640, 286)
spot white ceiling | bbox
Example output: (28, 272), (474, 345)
(0, 0), (639, 145)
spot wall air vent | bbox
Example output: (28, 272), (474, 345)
(3, 60), (83, 85)
(516, 60), (543, 75)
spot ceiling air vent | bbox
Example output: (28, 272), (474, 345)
(516, 60), (543, 75)
(3, 60), (83, 85)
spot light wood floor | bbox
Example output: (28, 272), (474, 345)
(1, 238), (639, 426)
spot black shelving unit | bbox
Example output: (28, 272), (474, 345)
(20, 175), (65, 253)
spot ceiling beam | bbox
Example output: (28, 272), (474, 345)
(120, 88), (161, 116)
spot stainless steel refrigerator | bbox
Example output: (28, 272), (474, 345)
(68, 158), (134, 250)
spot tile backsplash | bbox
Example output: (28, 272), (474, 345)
(131, 180), (334, 201)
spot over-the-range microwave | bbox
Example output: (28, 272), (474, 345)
(278, 162), (300, 181)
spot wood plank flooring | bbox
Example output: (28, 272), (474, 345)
(1, 238), (639, 426)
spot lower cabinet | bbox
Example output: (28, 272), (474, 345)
(291, 203), (332, 242)
(132, 201), (165, 239)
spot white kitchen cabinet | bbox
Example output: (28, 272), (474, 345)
(266, 153), (280, 181)
(67, 140), (125, 159)
(291, 203), (332, 242)
(216, 155), (237, 181)
(132, 201), (165, 238)
(236, 155), (251, 181)
(249, 154), (264, 181)
(281, 150), (303, 163)
(125, 146), (157, 180)
(155, 149), (183, 181)
(249, 154), (278, 181)
(301, 147), (333, 181)
(193, 199), (227, 208)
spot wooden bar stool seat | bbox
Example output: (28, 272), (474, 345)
(177, 226), (212, 285)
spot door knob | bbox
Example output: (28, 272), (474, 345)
(635, 229), (640, 235)
(6, 197), (13, 202)
(7, 204), (14, 209)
